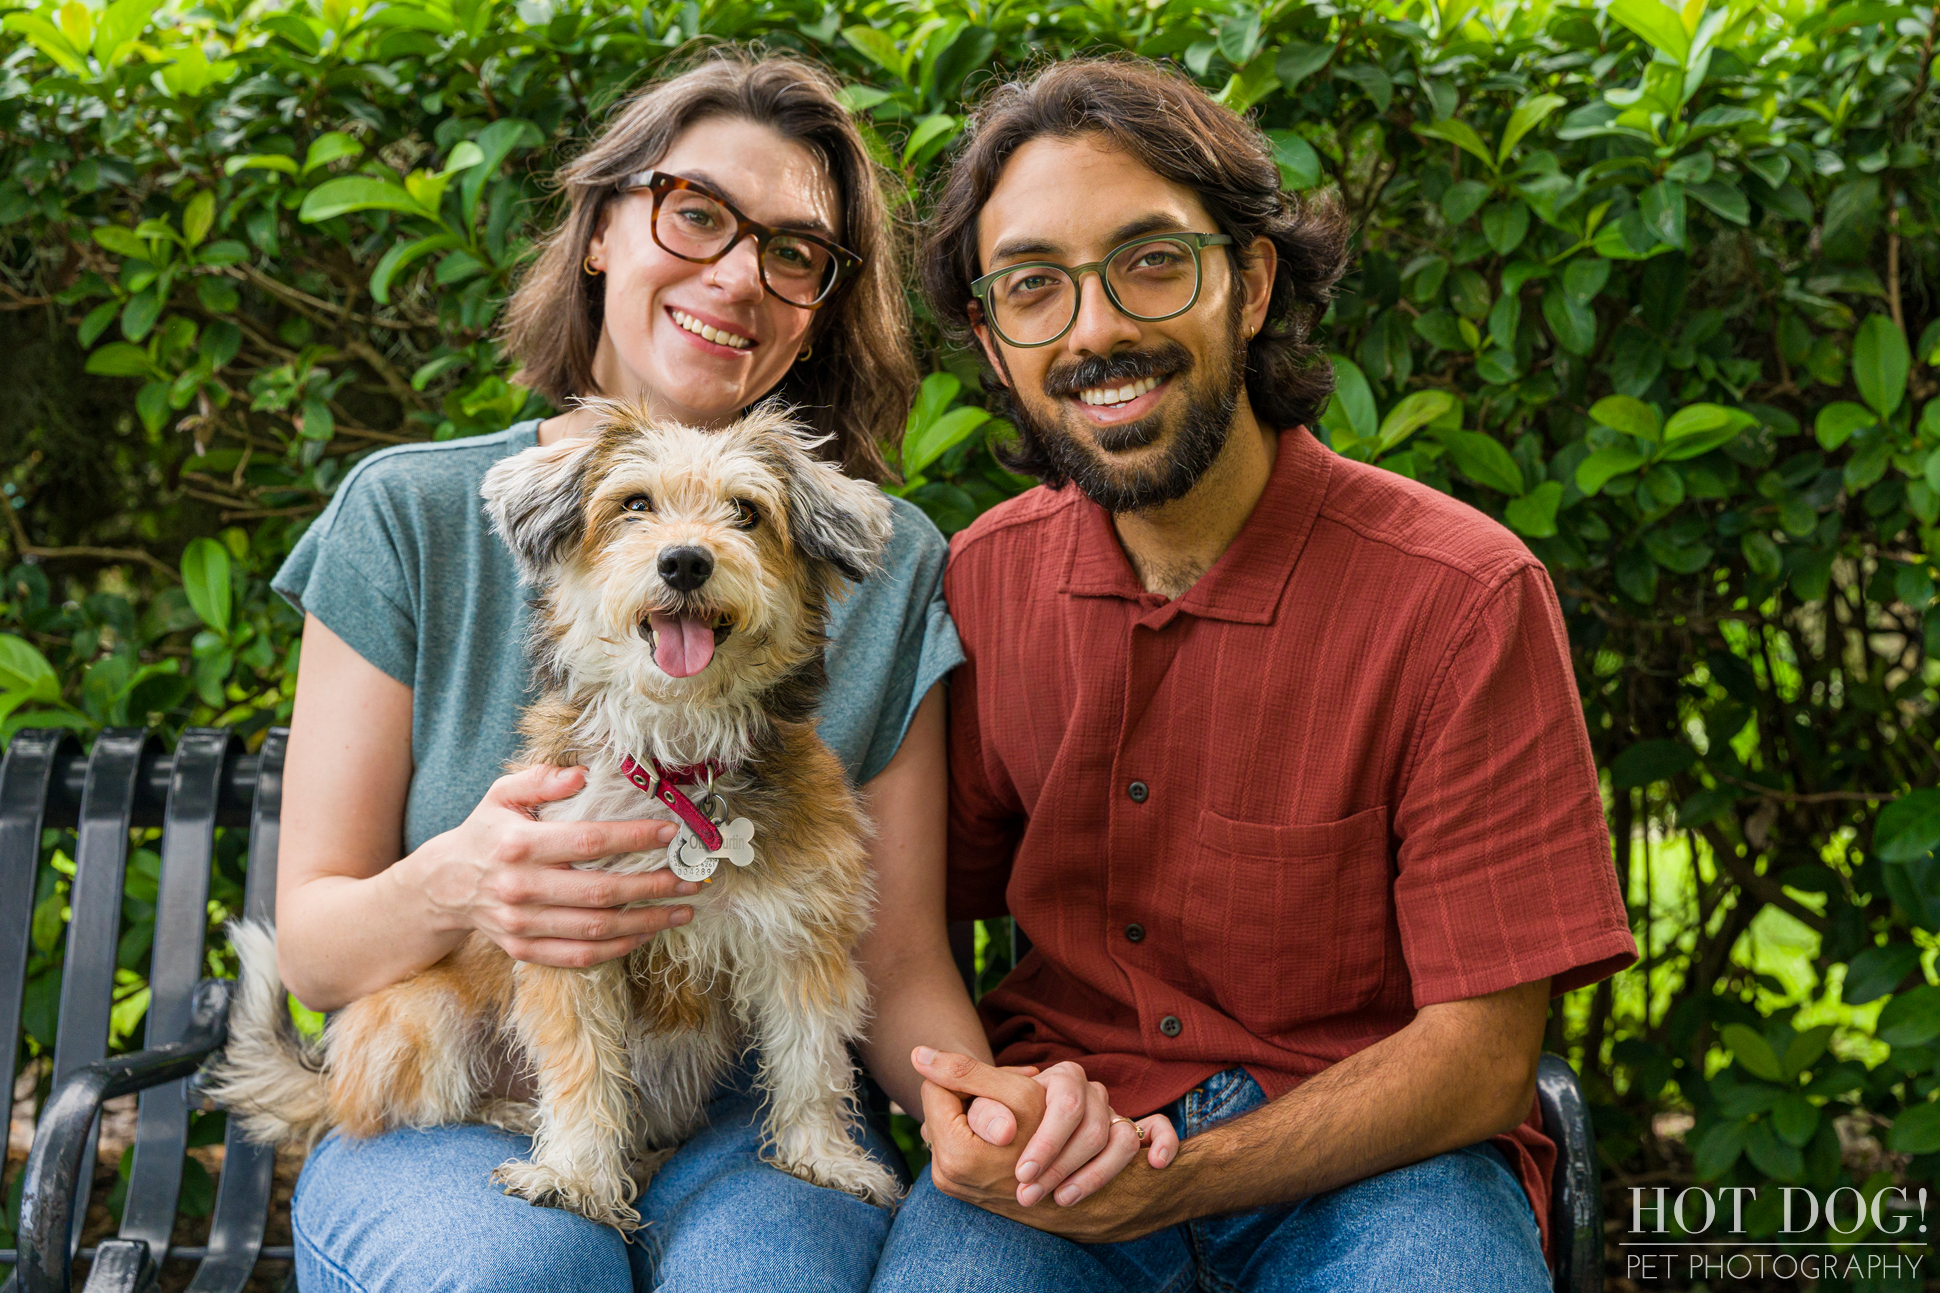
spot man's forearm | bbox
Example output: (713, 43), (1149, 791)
(1151, 979), (1550, 1225)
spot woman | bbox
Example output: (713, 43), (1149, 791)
(271, 54), (990, 1292)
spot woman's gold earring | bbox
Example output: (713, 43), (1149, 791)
(797, 342), (813, 361)
(583, 255), (602, 276)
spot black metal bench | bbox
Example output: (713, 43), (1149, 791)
(3, 727), (291, 1293)
(4, 726), (1603, 1293)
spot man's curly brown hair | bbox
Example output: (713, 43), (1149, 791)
(920, 56), (1351, 486)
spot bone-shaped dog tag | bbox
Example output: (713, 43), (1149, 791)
(668, 817), (756, 881)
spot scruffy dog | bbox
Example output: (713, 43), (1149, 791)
(208, 401), (902, 1229)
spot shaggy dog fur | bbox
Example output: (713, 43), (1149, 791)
(206, 401), (903, 1228)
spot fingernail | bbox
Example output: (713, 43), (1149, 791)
(675, 881), (702, 895)
(1017, 1184), (1042, 1206)
(1056, 1185), (1079, 1206)
(1158, 1146), (1173, 1165)
(1016, 1160), (1037, 1182)
(669, 907), (693, 926)
(913, 1046), (936, 1066)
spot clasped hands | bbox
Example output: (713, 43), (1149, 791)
(910, 1046), (1179, 1244)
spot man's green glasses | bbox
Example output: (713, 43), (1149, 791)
(970, 231), (1235, 348)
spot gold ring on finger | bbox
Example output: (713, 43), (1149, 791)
(1110, 1115), (1149, 1143)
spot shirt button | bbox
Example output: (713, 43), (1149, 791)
(1127, 780), (1150, 803)
(1125, 923), (1146, 943)
(1159, 1014), (1183, 1038)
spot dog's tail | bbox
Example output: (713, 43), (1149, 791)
(203, 919), (333, 1150)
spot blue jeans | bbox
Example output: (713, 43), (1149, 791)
(870, 1067), (1549, 1293)
(292, 1061), (905, 1292)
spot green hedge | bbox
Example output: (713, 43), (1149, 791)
(3, 0), (1939, 1265)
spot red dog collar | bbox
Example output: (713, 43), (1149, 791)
(619, 754), (725, 851)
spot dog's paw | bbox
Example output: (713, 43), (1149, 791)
(491, 1158), (642, 1232)
(776, 1145), (905, 1207)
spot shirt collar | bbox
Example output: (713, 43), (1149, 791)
(1058, 426), (1333, 626)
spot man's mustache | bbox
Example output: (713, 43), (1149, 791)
(1041, 343), (1192, 399)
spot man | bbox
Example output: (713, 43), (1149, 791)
(870, 58), (1636, 1292)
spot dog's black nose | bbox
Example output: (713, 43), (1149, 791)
(658, 545), (714, 591)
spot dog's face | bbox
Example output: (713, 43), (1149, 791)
(482, 402), (893, 705)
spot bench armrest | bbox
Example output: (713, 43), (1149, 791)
(13, 978), (233, 1293)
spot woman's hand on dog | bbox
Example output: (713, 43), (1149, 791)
(419, 764), (703, 967)
(914, 1048), (1177, 1208)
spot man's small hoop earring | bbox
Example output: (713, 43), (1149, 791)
(583, 255), (602, 276)
(797, 342), (813, 361)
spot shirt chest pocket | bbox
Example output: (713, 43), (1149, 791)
(1183, 804), (1394, 1035)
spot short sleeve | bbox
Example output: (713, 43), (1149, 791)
(820, 498), (966, 786)
(942, 555), (1026, 921)
(270, 463), (419, 688)
(1392, 563), (1636, 1006)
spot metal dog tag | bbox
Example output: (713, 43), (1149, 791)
(668, 816), (755, 882)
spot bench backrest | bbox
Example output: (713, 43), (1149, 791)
(1, 726), (287, 1289)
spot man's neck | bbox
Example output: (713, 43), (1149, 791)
(1111, 400), (1278, 600)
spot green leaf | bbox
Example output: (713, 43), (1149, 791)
(93, 225), (151, 259)
(1480, 202), (1530, 255)
(1741, 532), (1783, 578)
(181, 191), (215, 248)
(180, 537), (232, 636)
(0, 633), (61, 703)
(1877, 984), (1940, 1046)
(903, 406), (990, 478)
(1324, 355), (1377, 445)
(1612, 738), (1697, 790)
(1890, 1102), (1940, 1155)
(84, 342), (154, 378)
(299, 177), (431, 223)
(903, 114), (959, 165)
(1562, 257), (1611, 304)
(1878, 788), (1940, 863)
(1576, 446), (1650, 494)
(1267, 131), (1322, 190)
(223, 154), (298, 177)
(1438, 430), (1525, 495)
(1504, 480), (1564, 537)
(460, 118), (540, 222)
(1591, 395), (1663, 442)
(1414, 119), (1496, 172)
(302, 131), (366, 175)
(1497, 93), (1565, 163)
(1608, 0), (1692, 63)
(1541, 284), (1596, 355)
(121, 289), (163, 343)
(1687, 178), (1750, 225)
(1275, 41), (1332, 92)
(369, 234), (465, 305)
(1813, 401), (1875, 451)
(1743, 1118), (1804, 1181)
(843, 26), (906, 81)
(1216, 9), (1262, 65)
(1663, 403), (1756, 444)
(1721, 1024), (1787, 1082)
(1692, 1117), (1747, 1179)
(1842, 944), (1922, 1004)
(1852, 314), (1910, 419)
(1376, 390), (1459, 453)
(1782, 1026), (1835, 1081)
(1773, 1093), (1820, 1147)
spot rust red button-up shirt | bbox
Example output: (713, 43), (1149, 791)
(944, 427), (1636, 1258)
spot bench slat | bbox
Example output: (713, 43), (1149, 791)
(51, 730), (157, 1260)
(1, 731), (78, 1176)
(183, 728), (286, 1293)
(119, 730), (239, 1265)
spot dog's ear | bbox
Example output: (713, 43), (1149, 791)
(786, 457), (895, 585)
(481, 437), (594, 583)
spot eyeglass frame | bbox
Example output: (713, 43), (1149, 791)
(617, 170), (864, 310)
(968, 231), (1237, 348)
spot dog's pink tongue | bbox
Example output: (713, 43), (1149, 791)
(649, 612), (716, 678)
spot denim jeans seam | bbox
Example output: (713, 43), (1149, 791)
(294, 1212), (371, 1293)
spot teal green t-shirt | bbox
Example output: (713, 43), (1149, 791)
(272, 420), (963, 853)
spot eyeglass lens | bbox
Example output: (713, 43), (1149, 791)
(985, 238), (1203, 344)
(654, 187), (836, 306)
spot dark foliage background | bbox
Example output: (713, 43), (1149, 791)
(3, 0), (1938, 1281)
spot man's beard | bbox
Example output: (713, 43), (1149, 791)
(997, 305), (1247, 514)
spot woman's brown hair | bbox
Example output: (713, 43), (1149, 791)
(503, 51), (914, 482)
(920, 56), (1350, 481)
